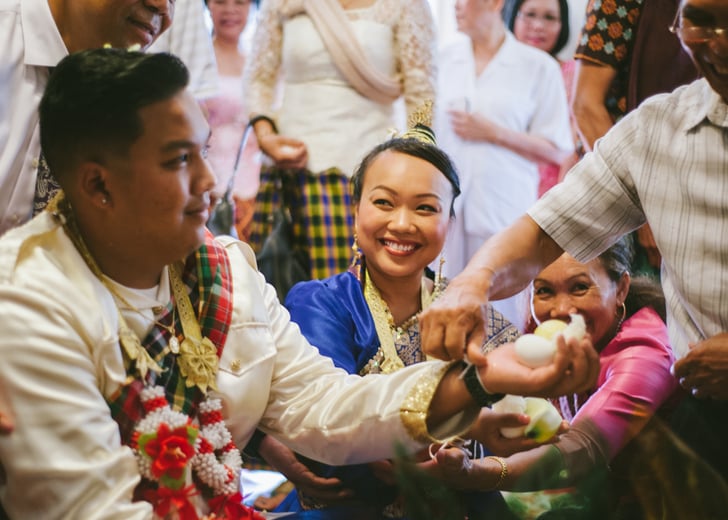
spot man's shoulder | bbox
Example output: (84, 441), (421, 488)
(637, 78), (710, 115)
(0, 214), (60, 283)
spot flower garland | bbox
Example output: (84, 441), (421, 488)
(132, 387), (262, 520)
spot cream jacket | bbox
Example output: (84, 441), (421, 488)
(0, 213), (475, 519)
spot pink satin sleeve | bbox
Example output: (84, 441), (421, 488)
(559, 308), (678, 467)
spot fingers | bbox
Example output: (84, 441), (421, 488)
(465, 326), (489, 367)
(514, 334), (598, 397)
(421, 306), (484, 362)
(419, 310), (447, 360)
(296, 473), (354, 501)
(568, 335), (600, 393)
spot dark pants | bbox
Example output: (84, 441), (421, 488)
(670, 394), (728, 482)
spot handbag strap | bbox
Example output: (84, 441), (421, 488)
(222, 122), (254, 196)
(303, 0), (402, 105)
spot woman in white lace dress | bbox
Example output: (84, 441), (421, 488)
(244, 0), (436, 287)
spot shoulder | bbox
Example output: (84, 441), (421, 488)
(606, 78), (711, 143)
(439, 34), (471, 57)
(635, 78), (712, 120)
(604, 307), (672, 363)
(286, 271), (363, 309)
(0, 213), (64, 285)
(506, 35), (561, 73)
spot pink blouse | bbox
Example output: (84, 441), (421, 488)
(555, 307), (678, 474)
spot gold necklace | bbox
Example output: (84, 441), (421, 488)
(52, 195), (219, 392)
(106, 286), (180, 355)
(363, 272), (432, 373)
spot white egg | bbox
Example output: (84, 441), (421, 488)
(514, 333), (556, 368)
(492, 395), (528, 438)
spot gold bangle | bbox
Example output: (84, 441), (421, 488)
(486, 455), (508, 489)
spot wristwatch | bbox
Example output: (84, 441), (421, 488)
(462, 362), (505, 407)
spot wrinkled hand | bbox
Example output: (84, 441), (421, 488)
(420, 273), (491, 367)
(418, 446), (494, 491)
(448, 110), (500, 143)
(672, 333), (728, 400)
(480, 335), (599, 398)
(466, 408), (566, 456)
(258, 435), (354, 502)
(635, 224), (661, 270)
(258, 134), (308, 169)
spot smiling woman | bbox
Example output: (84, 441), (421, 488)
(251, 125), (523, 518)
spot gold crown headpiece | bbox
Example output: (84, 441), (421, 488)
(399, 100), (436, 145)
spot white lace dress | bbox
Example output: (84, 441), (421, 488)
(244, 0), (436, 176)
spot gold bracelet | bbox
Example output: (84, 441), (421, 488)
(486, 455), (508, 489)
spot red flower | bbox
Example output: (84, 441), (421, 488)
(154, 485), (200, 520)
(208, 492), (265, 519)
(139, 423), (198, 487)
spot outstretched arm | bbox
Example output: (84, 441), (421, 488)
(420, 215), (564, 365)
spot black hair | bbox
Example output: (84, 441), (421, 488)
(39, 48), (189, 184)
(351, 134), (461, 217)
(597, 235), (666, 322)
(505, 0), (570, 57)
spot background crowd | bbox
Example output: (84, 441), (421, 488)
(0, 0), (726, 518)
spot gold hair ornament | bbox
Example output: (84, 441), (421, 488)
(399, 100), (436, 145)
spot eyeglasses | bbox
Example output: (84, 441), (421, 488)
(670, 12), (728, 43)
(516, 11), (561, 26)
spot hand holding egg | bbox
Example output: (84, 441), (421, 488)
(492, 314), (586, 441)
(515, 314), (586, 368)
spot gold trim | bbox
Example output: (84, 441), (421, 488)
(400, 362), (452, 443)
(169, 262), (219, 393)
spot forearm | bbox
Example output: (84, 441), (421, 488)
(572, 101), (613, 152)
(493, 126), (572, 166)
(571, 61), (616, 151)
(459, 215), (563, 301)
(499, 444), (567, 491)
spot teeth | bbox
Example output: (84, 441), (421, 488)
(384, 240), (415, 252)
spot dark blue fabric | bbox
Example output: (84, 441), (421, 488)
(282, 272), (398, 511)
(279, 272), (509, 517)
(285, 272), (379, 374)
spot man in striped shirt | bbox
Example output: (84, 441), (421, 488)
(421, 0), (728, 482)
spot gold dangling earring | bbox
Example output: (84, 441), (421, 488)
(349, 233), (362, 273)
(617, 302), (626, 329)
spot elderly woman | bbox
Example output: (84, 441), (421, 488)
(430, 237), (679, 518)
(435, 0), (574, 329)
(505, 0), (579, 196)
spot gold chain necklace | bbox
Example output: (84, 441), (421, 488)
(106, 284), (180, 354)
(363, 271), (434, 374)
(52, 195), (219, 392)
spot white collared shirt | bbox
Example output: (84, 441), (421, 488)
(148, 0), (219, 100)
(0, 0), (217, 237)
(530, 78), (728, 359)
(0, 0), (66, 236)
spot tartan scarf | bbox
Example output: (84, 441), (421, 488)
(107, 231), (234, 444)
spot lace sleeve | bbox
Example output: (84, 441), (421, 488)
(243, 0), (284, 116)
(395, 0), (437, 120)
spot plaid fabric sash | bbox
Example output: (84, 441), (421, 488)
(249, 166), (355, 282)
(107, 231), (234, 444)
